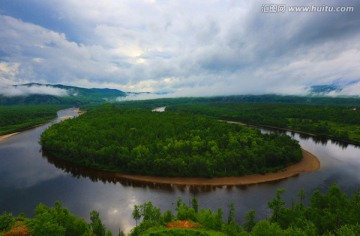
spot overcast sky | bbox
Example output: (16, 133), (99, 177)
(0, 0), (359, 97)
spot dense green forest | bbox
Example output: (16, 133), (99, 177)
(167, 102), (360, 144)
(129, 184), (360, 236)
(114, 95), (360, 109)
(1, 185), (359, 235)
(0, 105), (63, 136)
(40, 104), (302, 177)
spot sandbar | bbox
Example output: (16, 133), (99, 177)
(113, 149), (320, 187)
(73, 109), (85, 115)
(0, 133), (19, 142)
(60, 115), (74, 120)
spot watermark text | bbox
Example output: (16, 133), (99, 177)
(261, 4), (355, 13)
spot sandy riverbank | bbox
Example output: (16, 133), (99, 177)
(114, 149), (320, 187)
(0, 133), (19, 142)
(60, 115), (74, 119)
(59, 109), (85, 120)
(74, 109), (85, 115)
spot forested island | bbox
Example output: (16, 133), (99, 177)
(1, 184), (360, 236)
(40, 104), (303, 178)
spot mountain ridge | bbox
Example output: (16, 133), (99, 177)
(0, 83), (127, 105)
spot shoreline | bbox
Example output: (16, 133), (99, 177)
(112, 149), (320, 187)
(226, 120), (316, 136)
(3, 111), (321, 186)
(0, 133), (19, 142)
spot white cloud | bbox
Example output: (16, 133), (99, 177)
(0, 85), (69, 97)
(116, 93), (165, 101)
(327, 82), (360, 97)
(0, 0), (360, 96)
(0, 62), (20, 85)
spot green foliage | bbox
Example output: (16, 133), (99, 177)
(177, 204), (196, 222)
(140, 202), (161, 223)
(250, 221), (284, 236)
(335, 224), (360, 236)
(90, 210), (107, 236)
(227, 203), (235, 225)
(221, 223), (246, 236)
(162, 210), (174, 224)
(115, 95), (360, 110)
(130, 202), (163, 235)
(130, 184), (360, 236)
(304, 184), (355, 235)
(41, 105), (302, 177)
(2, 184), (360, 235)
(0, 105), (62, 135)
(243, 210), (256, 232)
(132, 205), (141, 226)
(267, 189), (286, 226)
(191, 197), (199, 213)
(196, 208), (223, 231)
(0, 212), (15, 232)
(168, 102), (360, 144)
(27, 201), (92, 236)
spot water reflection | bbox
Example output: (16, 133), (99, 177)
(0, 127), (66, 189)
(43, 151), (234, 193)
(259, 126), (351, 148)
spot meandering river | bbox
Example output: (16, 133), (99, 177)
(1, 108), (360, 233)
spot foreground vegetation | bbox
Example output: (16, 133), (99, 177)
(1, 184), (359, 235)
(167, 102), (360, 144)
(0, 105), (63, 136)
(130, 184), (360, 236)
(0, 201), (119, 236)
(41, 104), (302, 177)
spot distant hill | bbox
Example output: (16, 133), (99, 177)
(1, 82), (360, 107)
(0, 83), (126, 106)
(309, 80), (360, 96)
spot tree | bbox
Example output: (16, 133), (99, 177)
(268, 189), (286, 225)
(176, 204), (196, 221)
(140, 202), (161, 222)
(227, 203), (235, 224)
(191, 197), (199, 213)
(215, 208), (223, 230)
(176, 197), (183, 210)
(162, 210), (174, 223)
(251, 220), (283, 236)
(28, 201), (92, 236)
(297, 189), (306, 210)
(90, 210), (106, 236)
(132, 205), (141, 226)
(243, 209), (256, 232)
(0, 212), (15, 232)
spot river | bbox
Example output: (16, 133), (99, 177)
(1, 108), (360, 234)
